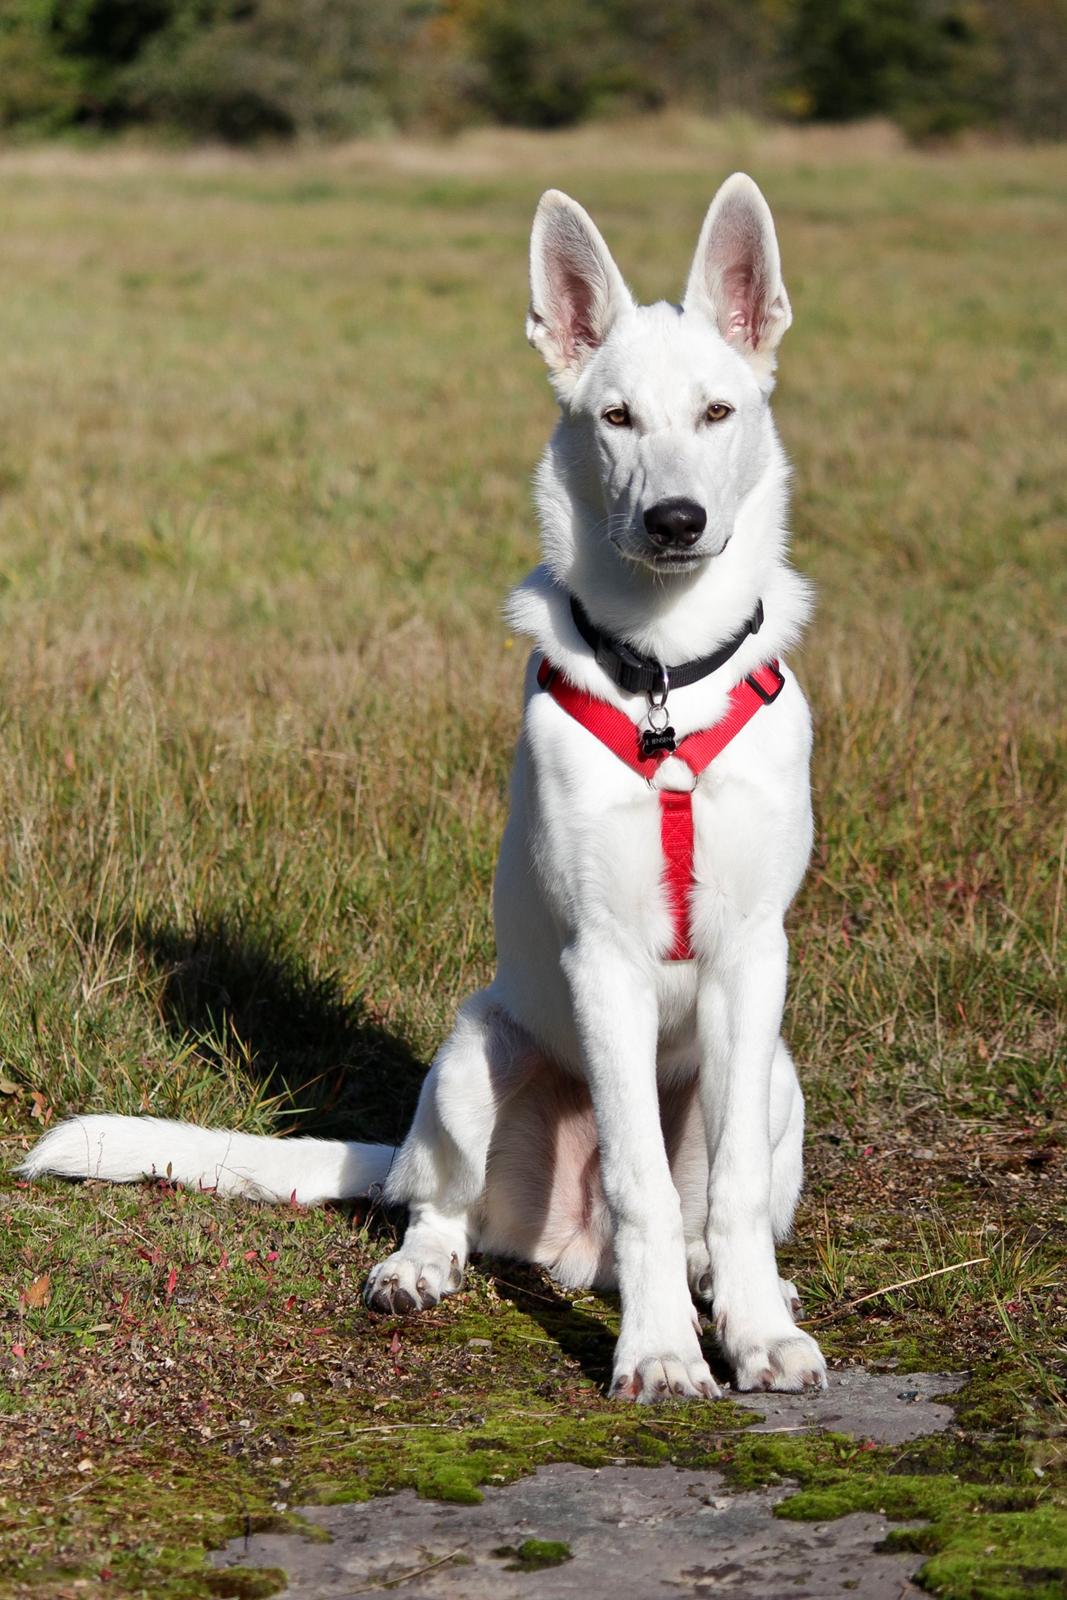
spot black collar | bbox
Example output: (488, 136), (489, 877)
(569, 595), (765, 696)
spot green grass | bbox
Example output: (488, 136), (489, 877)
(0, 120), (1063, 1598)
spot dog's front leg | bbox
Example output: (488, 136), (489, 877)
(698, 919), (827, 1392)
(563, 939), (720, 1402)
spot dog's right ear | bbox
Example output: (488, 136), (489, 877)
(527, 191), (634, 396)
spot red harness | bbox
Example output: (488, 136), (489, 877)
(537, 656), (785, 960)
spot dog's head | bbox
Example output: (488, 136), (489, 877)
(527, 175), (790, 578)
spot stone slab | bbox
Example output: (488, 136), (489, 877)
(212, 1370), (965, 1599)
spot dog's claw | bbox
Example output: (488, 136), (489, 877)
(731, 1332), (828, 1393)
(611, 1353), (722, 1404)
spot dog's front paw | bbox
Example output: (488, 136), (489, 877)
(730, 1329), (827, 1393)
(364, 1248), (464, 1314)
(610, 1350), (722, 1403)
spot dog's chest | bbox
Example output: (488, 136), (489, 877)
(524, 686), (811, 961)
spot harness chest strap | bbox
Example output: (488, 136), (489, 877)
(536, 655), (785, 960)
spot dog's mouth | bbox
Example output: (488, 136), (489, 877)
(650, 530), (732, 570)
(649, 550), (705, 570)
(612, 531), (730, 573)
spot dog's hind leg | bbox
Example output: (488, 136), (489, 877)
(364, 993), (530, 1315)
(768, 1039), (804, 1241)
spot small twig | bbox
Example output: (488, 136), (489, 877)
(813, 1256), (988, 1322)
(484, 1273), (568, 1306)
(96, 1207), (158, 1253)
(60, 1469), (119, 1504)
(738, 1424), (814, 1434)
(343, 1421), (452, 1436)
(346, 1546), (466, 1595)
(848, 1256), (988, 1306)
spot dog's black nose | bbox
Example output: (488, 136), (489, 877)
(643, 498), (707, 550)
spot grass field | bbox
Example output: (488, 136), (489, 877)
(0, 119), (1064, 1598)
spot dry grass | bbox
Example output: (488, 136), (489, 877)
(0, 122), (1063, 1598)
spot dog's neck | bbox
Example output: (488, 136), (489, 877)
(507, 422), (811, 701)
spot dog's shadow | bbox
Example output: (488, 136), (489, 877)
(486, 1261), (618, 1390)
(484, 1261), (732, 1393)
(126, 920), (732, 1395)
(132, 917), (426, 1146)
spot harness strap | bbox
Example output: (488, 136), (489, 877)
(536, 655), (785, 960)
(659, 791), (696, 960)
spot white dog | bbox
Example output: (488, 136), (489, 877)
(22, 174), (827, 1402)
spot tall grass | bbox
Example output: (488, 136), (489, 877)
(0, 122), (1062, 1157)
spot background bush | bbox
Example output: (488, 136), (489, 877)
(0, 0), (1063, 144)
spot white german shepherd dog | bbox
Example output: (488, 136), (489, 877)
(23, 174), (828, 1402)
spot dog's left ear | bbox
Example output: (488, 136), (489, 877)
(683, 173), (791, 382)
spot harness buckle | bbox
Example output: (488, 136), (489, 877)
(745, 663), (785, 705)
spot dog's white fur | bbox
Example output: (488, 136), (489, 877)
(22, 175), (827, 1401)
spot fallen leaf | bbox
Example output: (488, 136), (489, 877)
(22, 1273), (51, 1310)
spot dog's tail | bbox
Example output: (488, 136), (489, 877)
(17, 1115), (396, 1206)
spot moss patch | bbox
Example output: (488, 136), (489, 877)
(494, 1538), (574, 1571)
(722, 1427), (1067, 1600)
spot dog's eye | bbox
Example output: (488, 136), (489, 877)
(602, 405), (631, 428)
(704, 402), (733, 424)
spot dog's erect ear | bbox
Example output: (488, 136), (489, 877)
(683, 173), (791, 376)
(527, 190), (634, 393)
